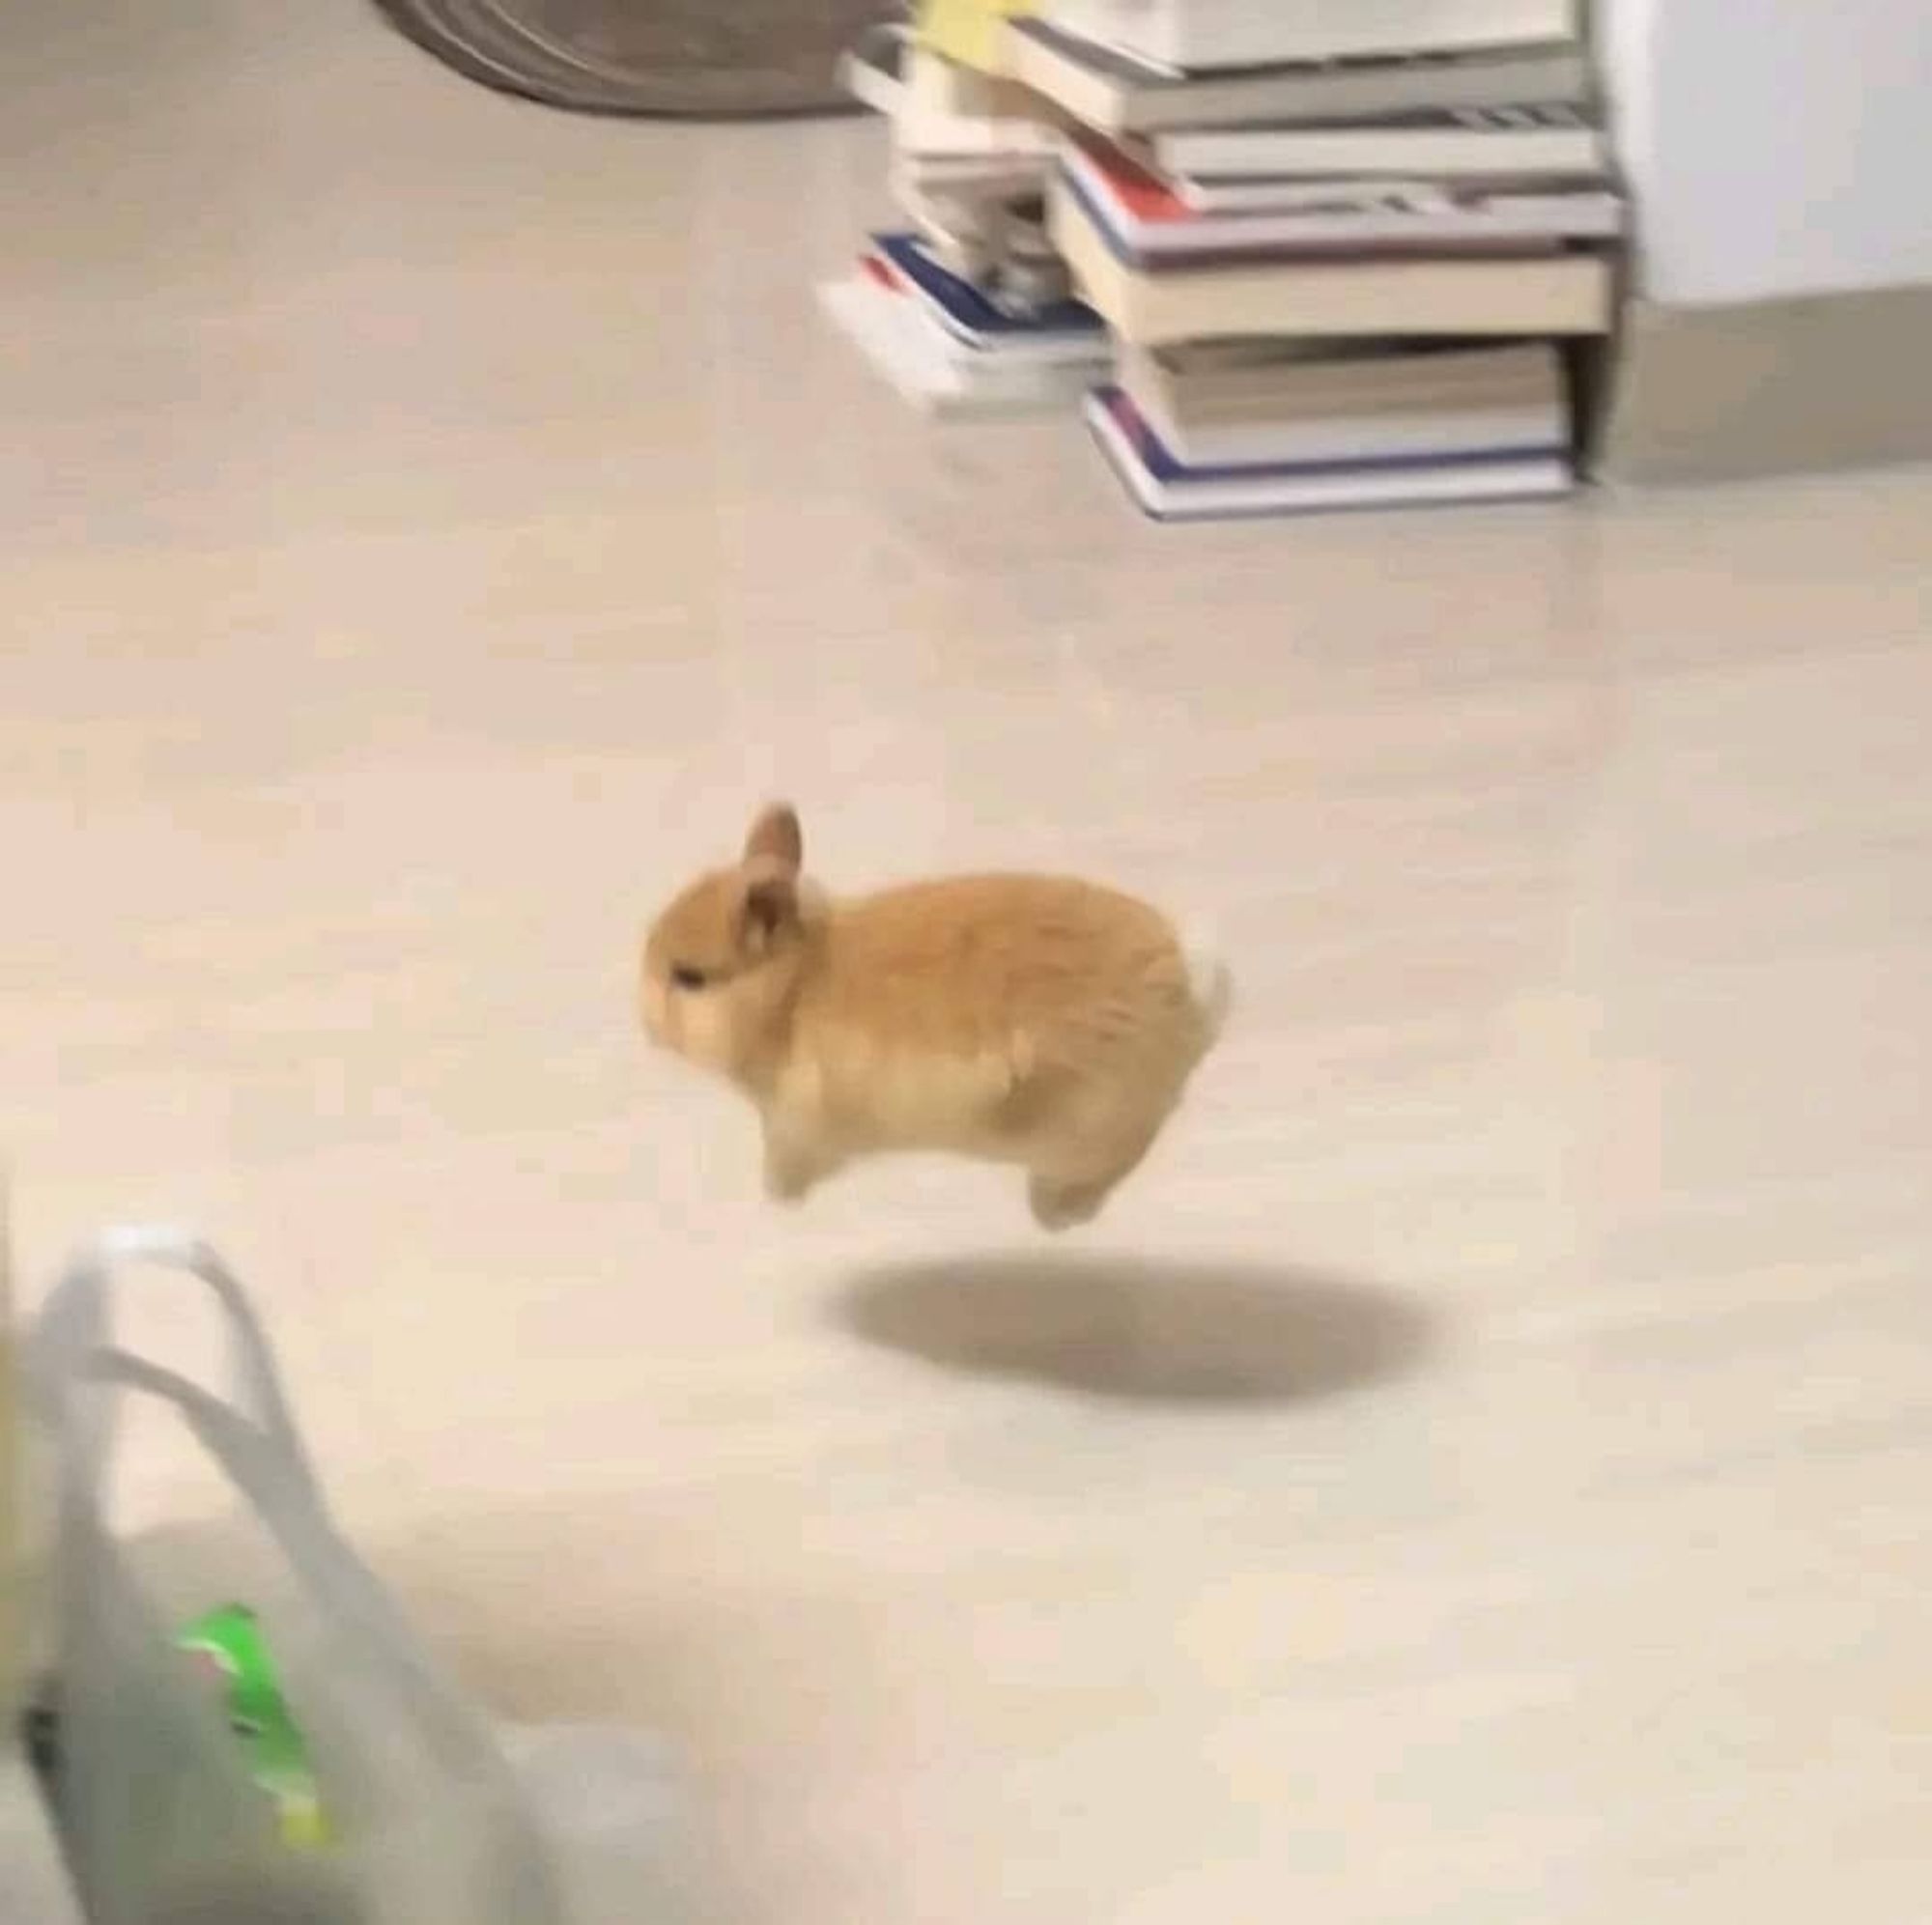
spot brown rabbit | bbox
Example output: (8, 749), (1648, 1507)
(639, 805), (1231, 1229)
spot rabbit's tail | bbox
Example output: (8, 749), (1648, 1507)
(1180, 923), (1234, 1042)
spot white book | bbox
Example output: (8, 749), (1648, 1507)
(1040, 0), (1579, 72)
(840, 30), (1041, 123)
(895, 108), (1059, 162)
(1004, 18), (1592, 136)
(1154, 106), (1607, 184)
(891, 152), (1052, 204)
(837, 24), (909, 115)
(1169, 175), (1445, 213)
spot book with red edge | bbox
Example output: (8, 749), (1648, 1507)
(1058, 139), (1622, 265)
(1049, 169), (1615, 341)
(1151, 103), (1608, 185)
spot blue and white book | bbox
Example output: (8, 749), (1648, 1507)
(820, 256), (1107, 418)
(871, 233), (1106, 361)
(1085, 384), (1573, 523)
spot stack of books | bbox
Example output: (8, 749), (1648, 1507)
(1015, 0), (1617, 517)
(821, 21), (1111, 416)
(822, 4), (1622, 517)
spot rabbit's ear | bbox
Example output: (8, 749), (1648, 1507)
(743, 803), (803, 874)
(735, 856), (798, 953)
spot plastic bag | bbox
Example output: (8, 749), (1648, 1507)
(24, 1229), (569, 1925)
(502, 1724), (692, 1925)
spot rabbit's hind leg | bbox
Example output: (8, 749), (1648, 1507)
(1012, 1030), (1195, 1231)
(1025, 1116), (1163, 1231)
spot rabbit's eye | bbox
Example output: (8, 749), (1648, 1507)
(669, 964), (710, 992)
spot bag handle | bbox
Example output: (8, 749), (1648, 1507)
(32, 1233), (565, 1920)
(27, 1228), (511, 1774)
(27, 1226), (320, 1498)
(65, 1342), (534, 1797)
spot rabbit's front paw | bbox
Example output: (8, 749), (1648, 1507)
(763, 1148), (816, 1204)
(762, 1126), (838, 1205)
(1028, 1173), (1110, 1232)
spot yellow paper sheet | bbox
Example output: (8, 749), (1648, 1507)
(918, 0), (1036, 75)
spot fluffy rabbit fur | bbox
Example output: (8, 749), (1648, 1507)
(640, 806), (1231, 1229)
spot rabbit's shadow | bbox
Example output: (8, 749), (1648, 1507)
(831, 1253), (1440, 1407)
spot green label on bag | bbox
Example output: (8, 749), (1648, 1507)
(178, 1603), (328, 1848)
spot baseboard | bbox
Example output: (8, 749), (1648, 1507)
(1598, 281), (1932, 485)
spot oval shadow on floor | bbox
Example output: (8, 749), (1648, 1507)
(833, 1255), (1441, 1408)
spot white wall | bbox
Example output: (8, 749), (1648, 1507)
(1599, 0), (1932, 307)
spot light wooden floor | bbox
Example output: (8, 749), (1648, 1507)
(7, 6), (1931, 1921)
